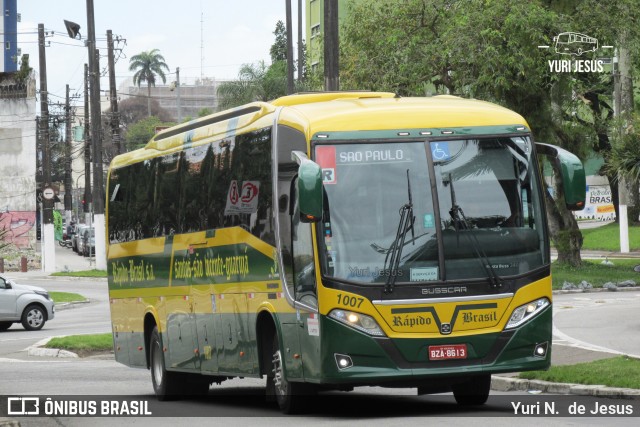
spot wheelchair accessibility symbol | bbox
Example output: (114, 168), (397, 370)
(431, 142), (450, 161)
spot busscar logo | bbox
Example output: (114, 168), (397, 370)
(539, 31), (613, 73)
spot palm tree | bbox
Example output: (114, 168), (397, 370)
(129, 49), (170, 117)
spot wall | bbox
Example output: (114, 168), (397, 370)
(0, 90), (37, 248)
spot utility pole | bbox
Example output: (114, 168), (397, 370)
(285, 0), (294, 94)
(298, 0), (303, 83)
(64, 84), (73, 226)
(86, 0), (106, 269)
(107, 30), (120, 156)
(615, 40), (634, 254)
(176, 67), (182, 122)
(323, 0), (339, 90)
(83, 63), (91, 225)
(38, 23), (55, 272)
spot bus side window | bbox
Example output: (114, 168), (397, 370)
(291, 179), (317, 305)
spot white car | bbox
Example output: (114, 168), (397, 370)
(0, 275), (55, 331)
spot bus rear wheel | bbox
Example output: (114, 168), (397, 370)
(268, 334), (316, 414)
(150, 326), (184, 400)
(452, 374), (491, 406)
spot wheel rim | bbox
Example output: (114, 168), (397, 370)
(272, 349), (288, 397)
(27, 308), (43, 328)
(152, 341), (163, 387)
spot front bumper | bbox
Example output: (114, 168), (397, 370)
(317, 304), (552, 386)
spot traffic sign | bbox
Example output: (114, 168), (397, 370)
(43, 187), (55, 200)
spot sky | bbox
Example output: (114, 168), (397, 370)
(16, 0), (296, 106)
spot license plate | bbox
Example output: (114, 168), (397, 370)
(428, 344), (467, 361)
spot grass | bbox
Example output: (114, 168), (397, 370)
(551, 258), (640, 289)
(45, 333), (113, 352)
(51, 269), (106, 278)
(520, 356), (640, 389)
(49, 291), (87, 303)
(581, 223), (640, 251)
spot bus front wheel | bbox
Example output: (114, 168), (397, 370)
(452, 374), (491, 405)
(268, 334), (316, 414)
(150, 326), (183, 400)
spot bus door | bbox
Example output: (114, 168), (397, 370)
(287, 176), (321, 381)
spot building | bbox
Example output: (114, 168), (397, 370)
(0, 0), (37, 252)
(122, 76), (229, 122)
(305, 0), (350, 74)
(0, 0), (18, 73)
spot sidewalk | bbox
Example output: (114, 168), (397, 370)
(4, 243), (97, 279)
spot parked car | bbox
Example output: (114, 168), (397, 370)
(0, 275), (55, 331)
(82, 228), (95, 257)
(72, 224), (89, 253)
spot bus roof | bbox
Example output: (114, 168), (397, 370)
(276, 94), (529, 138)
(109, 92), (529, 169)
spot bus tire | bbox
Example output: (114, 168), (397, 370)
(452, 374), (491, 406)
(150, 326), (183, 400)
(268, 333), (316, 414)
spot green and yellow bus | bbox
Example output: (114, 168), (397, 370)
(106, 92), (585, 413)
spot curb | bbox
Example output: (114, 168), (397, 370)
(492, 376), (640, 398)
(54, 300), (91, 311)
(27, 337), (79, 359)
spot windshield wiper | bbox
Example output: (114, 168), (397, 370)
(383, 170), (415, 294)
(448, 173), (502, 289)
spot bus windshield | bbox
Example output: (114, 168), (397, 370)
(314, 136), (547, 285)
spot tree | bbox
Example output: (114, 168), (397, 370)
(270, 20), (288, 63)
(128, 49), (170, 117)
(339, 0), (596, 265)
(217, 62), (274, 109)
(117, 96), (173, 126)
(125, 116), (176, 151)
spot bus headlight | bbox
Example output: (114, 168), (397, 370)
(505, 298), (550, 329)
(328, 309), (385, 337)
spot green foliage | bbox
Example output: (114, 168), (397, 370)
(49, 292), (87, 303)
(16, 54), (32, 82)
(520, 356), (640, 389)
(270, 20), (288, 63)
(551, 258), (640, 289)
(197, 107), (214, 118)
(129, 49), (170, 88)
(51, 269), (107, 277)
(0, 228), (9, 251)
(129, 49), (170, 117)
(580, 223), (640, 251)
(216, 61), (290, 110)
(125, 116), (176, 151)
(45, 333), (113, 352)
(607, 115), (640, 184)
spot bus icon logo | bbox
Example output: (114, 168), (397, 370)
(553, 32), (598, 56)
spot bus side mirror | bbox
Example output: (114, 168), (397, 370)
(291, 151), (323, 222)
(535, 142), (586, 211)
